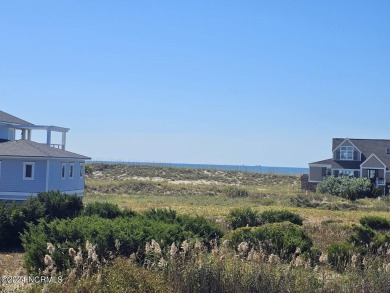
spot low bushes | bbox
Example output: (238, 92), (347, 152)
(260, 210), (303, 226)
(227, 208), (303, 229)
(316, 176), (374, 200)
(228, 208), (259, 229)
(31, 191), (83, 221)
(0, 191), (83, 249)
(225, 187), (249, 198)
(327, 215), (390, 271)
(327, 242), (353, 272)
(360, 215), (390, 230)
(22, 209), (224, 273)
(230, 222), (312, 259)
(83, 202), (136, 219)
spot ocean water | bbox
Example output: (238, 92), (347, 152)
(91, 161), (308, 176)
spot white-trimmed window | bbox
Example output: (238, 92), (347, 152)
(23, 162), (35, 180)
(339, 169), (355, 177)
(61, 163), (66, 179)
(387, 147), (390, 154)
(340, 146), (354, 160)
(69, 163), (74, 179)
(80, 163), (85, 178)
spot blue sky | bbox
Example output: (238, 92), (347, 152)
(1, 1), (390, 167)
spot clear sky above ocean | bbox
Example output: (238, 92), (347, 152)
(1, 1), (389, 167)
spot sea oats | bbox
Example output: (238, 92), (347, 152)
(47, 243), (55, 254)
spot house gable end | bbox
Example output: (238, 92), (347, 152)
(361, 154), (387, 169)
(332, 138), (362, 161)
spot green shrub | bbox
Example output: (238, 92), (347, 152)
(360, 215), (390, 230)
(227, 209), (303, 229)
(230, 222), (312, 259)
(348, 225), (376, 247)
(316, 176), (373, 200)
(290, 195), (320, 208)
(225, 187), (249, 198)
(347, 225), (390, 254)
(85, 164), (93, 175)
(177, 214), (224, 245)
(259, 210), (303, 226)
(143, 208), (177, 223)
(83, 202), (123, 219)
(328, 242), (353, 272)
(0, 191), (82, 249)
(227, 208), (260, 229)
(22, 211), (224, 273)
(34, 190), (83, 220)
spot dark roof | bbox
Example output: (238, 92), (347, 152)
(309, 158), (333, 165)
(0, 110), (34, 125)
(0, 140), (90, 159)
(309, 158), (361, 169)
(331, 160), (361, 169)
(333, 138), (390, 168)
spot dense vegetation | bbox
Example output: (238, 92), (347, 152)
(0, 191), (83, 249)
(22, 209), (223, 273)
(3, 164), (390, 292)
(227, 208), (303, 229)
(316, 176), (379, 200)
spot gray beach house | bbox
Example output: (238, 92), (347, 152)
(309, 138), (390, 187)
(0, 110), (90, 200)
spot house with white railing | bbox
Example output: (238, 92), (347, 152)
(0, 110), (90, 200)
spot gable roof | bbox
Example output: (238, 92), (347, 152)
(0, 140), (90, 160)
(310, 158), (361, 169)
(361, 153), (387, 168)
(333, 138), (390, 169)
(0, 110), (34, 125)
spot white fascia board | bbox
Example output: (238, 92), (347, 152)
(15, 125), (70, 132)
(0, 123), (70, 132)
(0, 156), (86, 161)
(309, 164), (332, 167)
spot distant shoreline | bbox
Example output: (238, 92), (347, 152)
(89, 160), (308, 176)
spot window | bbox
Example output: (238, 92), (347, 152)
(61, 163), (66, 179)
(339, 169), (355, 177)
(367, 169), (378, 179)
(23, 162), (35, 180)
(80, 163), (85, 178)
(69, 163), (74, 179)
(387, 147), (390, 154)
(340, 146), (354, 160)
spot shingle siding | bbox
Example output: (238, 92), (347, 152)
(361, 156), (385, 168)
(309, 166), (325, 182)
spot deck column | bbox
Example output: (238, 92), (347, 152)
(21, 129), (26, 140)
(62, 131), (66, 150)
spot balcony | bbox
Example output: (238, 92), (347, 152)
(376, 178), (385, 185)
